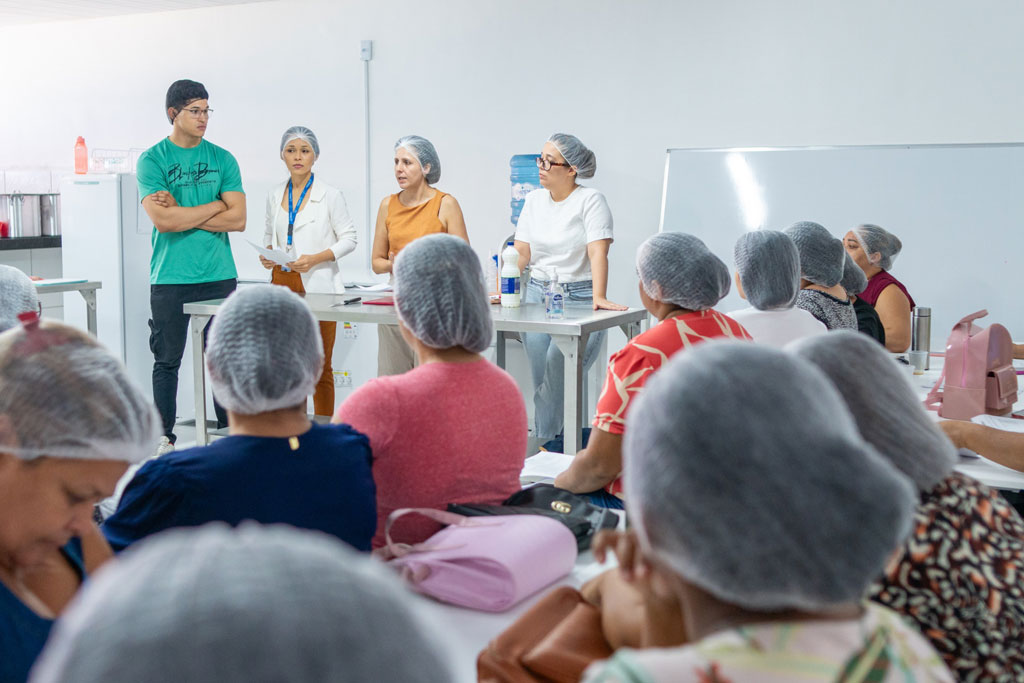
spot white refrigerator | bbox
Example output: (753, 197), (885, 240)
(59, 173), (211, 426)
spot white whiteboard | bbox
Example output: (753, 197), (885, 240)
(659, 144), (1024, 349)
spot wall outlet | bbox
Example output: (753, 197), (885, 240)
(334, 371), (353, 388)
(343, 322), (358, 339)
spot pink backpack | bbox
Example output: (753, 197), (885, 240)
(925, 309), (1017, 420)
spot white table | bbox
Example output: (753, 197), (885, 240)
(910, 355), (1024, 491)
(33, 279), (100, 335)
(183, 293), (647, 450)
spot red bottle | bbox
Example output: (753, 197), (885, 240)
(74, 137), (88, 174)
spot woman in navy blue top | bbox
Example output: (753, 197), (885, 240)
(0, 316), (160, 682)
(104, 285), (376, 552)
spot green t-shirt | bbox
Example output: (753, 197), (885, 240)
(138, 137), (244, 285)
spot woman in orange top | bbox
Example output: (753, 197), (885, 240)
(371, 135), (469, 375)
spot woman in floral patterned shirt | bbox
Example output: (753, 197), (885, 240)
(583, 342), (951, 682)
(795, 330), (1024, 682)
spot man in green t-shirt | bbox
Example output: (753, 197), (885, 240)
(138, 79), (246, 456)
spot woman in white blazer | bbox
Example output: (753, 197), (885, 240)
(261, 125), (357, 415)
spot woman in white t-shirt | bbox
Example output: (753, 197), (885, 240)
(260, 126), (357, 416)
(513, 133), (626, 444)
(728, 230), (825, 347)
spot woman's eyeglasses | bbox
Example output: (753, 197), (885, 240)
(536, 157), (571, 171)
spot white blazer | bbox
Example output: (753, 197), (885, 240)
(263, 177), (357, 294)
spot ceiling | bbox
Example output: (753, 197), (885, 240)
(0, 0), (267, 26)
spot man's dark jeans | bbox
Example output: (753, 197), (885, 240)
(150, 278), (236, 442)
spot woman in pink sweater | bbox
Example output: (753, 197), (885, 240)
(334, 234), (527, 548)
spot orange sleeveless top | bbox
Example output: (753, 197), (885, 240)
(385, 190), (449, 255)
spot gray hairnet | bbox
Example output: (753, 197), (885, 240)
(0, 321), (158, 462)
(637, 232), (730, 310)
(784, 221), (845, 287)
(280, 125), (319, 159)
(393, 234), (493, 353)
(790, 330), (956, 492)
(206, 285), (324, 416)
(548, 133), (596, 179)
(733, 230), (800, 311)
(0, 265), (39, 332)
(623, 342), (915, 612)
(840, 252), (868, 296)
(853, 224), (902, 271)
(395, 135), (441, 184)
(31, 523), (454, 683)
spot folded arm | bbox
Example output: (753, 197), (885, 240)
(197, 191), (246, 232)
(143, 193), (226, 233)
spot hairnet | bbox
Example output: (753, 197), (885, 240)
(280, 125), (319, 159)
(790, 330), (956, 492)
(623, 341), (915, 612)
(165, 79), (208, 123)
(31, 523), (454, 683)
(732, 230), (800, 311)
(206, 285), (324, 415)
(852, 224), (902, 271)
(393, 234), (492, 353)
(784, 221), (845, 287)
(395, 135), (441, 185)
(840, 252), (868, 296)
(548, 133), (596, 179)
(0, 265), (39, 332)
(637, 232), (730, 310)
(0, 321), (158, 462)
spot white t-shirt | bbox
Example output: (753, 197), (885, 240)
(727, 306), (827, 348)
(513, 186), (614, 282)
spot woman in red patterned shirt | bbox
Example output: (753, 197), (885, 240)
(553, 232), (750, 506)
(793, 330), (1024, 681)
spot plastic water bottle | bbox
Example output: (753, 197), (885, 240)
(485, 252), (499, 296)
(500, 241), (521, 308)
(546, 273), (564, 319)
(74, 137), (88, 175)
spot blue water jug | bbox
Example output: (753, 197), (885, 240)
(510, 154), (541, 226)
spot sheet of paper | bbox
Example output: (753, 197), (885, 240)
(970, 413), (1024, 433)
(246, 240), (292, 267)
(519, 451), (574, 484)
(348, 282), (393, 292)
(33, 278), (88, 286)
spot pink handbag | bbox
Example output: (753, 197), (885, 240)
(382, 508), (578, 612)
(925, 309), (1017, 420)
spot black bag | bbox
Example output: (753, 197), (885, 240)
(448, 484), (620, 551)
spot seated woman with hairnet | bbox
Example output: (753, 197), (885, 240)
(843, 224), (915, 352)
(582, 342), (952, 682)
(0, 265), (41, 332)
(727, 230), (826, 347)
(0, 316), (158, 682)
(334, 234), (526, 548)
(103, 285), (376, 552)
(785, 221), (857, 330)
(840, 251), (886, 344)
(553, 233), (750, 507)
(32, 524), (455, 683)
(793, 331), (1024, 681)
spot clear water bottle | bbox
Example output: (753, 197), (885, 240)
(485, 252), (498, 296)
(546, 273), (564, 319)
(500, 241), (521, 308)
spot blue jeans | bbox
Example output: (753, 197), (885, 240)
(522, 278), (606, 440)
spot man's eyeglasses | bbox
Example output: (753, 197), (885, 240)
(181, 107), (213, 119)
(536, 157), (571, 171)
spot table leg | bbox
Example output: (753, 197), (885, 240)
(191, 314), (210, 446)
(619, 319), (643, 341)
(80, 289), (98, 336)
(495, 330), (507, 369)
(552, 333), (586, 455)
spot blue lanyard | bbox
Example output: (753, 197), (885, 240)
(287, 173), (314, 247)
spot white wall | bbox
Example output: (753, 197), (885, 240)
(3, 0), (1023, 413)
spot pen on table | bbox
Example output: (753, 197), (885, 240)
(331, 296), (362, 307)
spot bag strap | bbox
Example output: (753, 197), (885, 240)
(383, 507), (470, 558)
(956, 309), (988, 326)
(923, 362), (946, 412)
